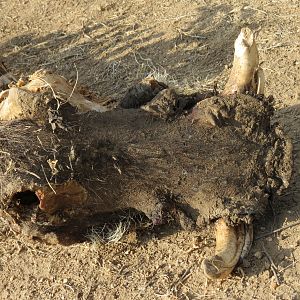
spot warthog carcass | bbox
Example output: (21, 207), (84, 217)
(0, 28), (293, 279)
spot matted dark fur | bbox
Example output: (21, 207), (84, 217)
(0, 91), (293, 243)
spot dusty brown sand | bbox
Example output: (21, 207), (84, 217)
(0, 0), (299, 299)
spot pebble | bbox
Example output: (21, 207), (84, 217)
(264, 261), (271, 270)
(254, 250), (263, 259)
(277, 252), (285, 261)
(266, 236), (273, 242)
(280, 233), (288, 240)
(270, 279), (279, 290)
(242, 258), (250, 267)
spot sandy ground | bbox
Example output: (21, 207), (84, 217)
(0, 0), (299, 299)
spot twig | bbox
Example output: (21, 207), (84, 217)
(159, 13), (197, 22)
(256, 220), (300, 240)
(278, 261), (297, 274)
(41, 54), (87, 67)
(264, 43), (287, 51)
(262, 244), (280, 285)
(66, 64), (79, 102)
(243, 6), (268, 15)
(170, 267), (192, 294)
(18, 168), (41, 180)
(269, 200), (276, 232)
(36, 76), (59, 104)
(36, 136), (47, 152)
(177, 28), (207, 40)
(41, 164), (56, 194)
(0, 150), (10, 155)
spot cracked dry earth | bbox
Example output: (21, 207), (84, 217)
(0, 0), (299, 299)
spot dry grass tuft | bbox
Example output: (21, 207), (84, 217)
(86, 219), (130, 246)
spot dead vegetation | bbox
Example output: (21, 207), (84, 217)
(0, 0), (299, 299)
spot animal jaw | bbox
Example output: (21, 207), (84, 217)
(223, 27), (264, 95)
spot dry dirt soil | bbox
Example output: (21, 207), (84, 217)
(0, 0), (299, 299)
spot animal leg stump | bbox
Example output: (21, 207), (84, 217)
(0, 28), (293, 279)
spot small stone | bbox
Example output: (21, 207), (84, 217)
(264, 261), (270, 270)
(261, 270), (270, 279)
(270, 278), (279, 290)
(254, 251), (263, 259)
(242, 258), (250, 267)
(132, 23), (139, 30)
(266, 237), (273, 242)
(277, 252), (285, 261)
(280, 233), (288, 240)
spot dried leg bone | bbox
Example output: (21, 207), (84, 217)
(223, 27), (263, 95)
(201, 218), (253, 279)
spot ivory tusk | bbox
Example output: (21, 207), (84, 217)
(222, 27), (261, 96)
(254, 67), (265, 95)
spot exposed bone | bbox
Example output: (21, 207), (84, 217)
(25, 70), (108, 112)
(201, 219), (253, 279)
(223, 27), (263, 95)
(0, 69), (108, 121)
(0, 88), (33, 121)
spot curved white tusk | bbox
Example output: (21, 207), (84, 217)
(255, 67), (265, 95)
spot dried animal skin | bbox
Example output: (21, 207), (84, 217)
(0, 28), (293, 281)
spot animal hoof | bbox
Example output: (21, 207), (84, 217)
(202, 218), (253, 279)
